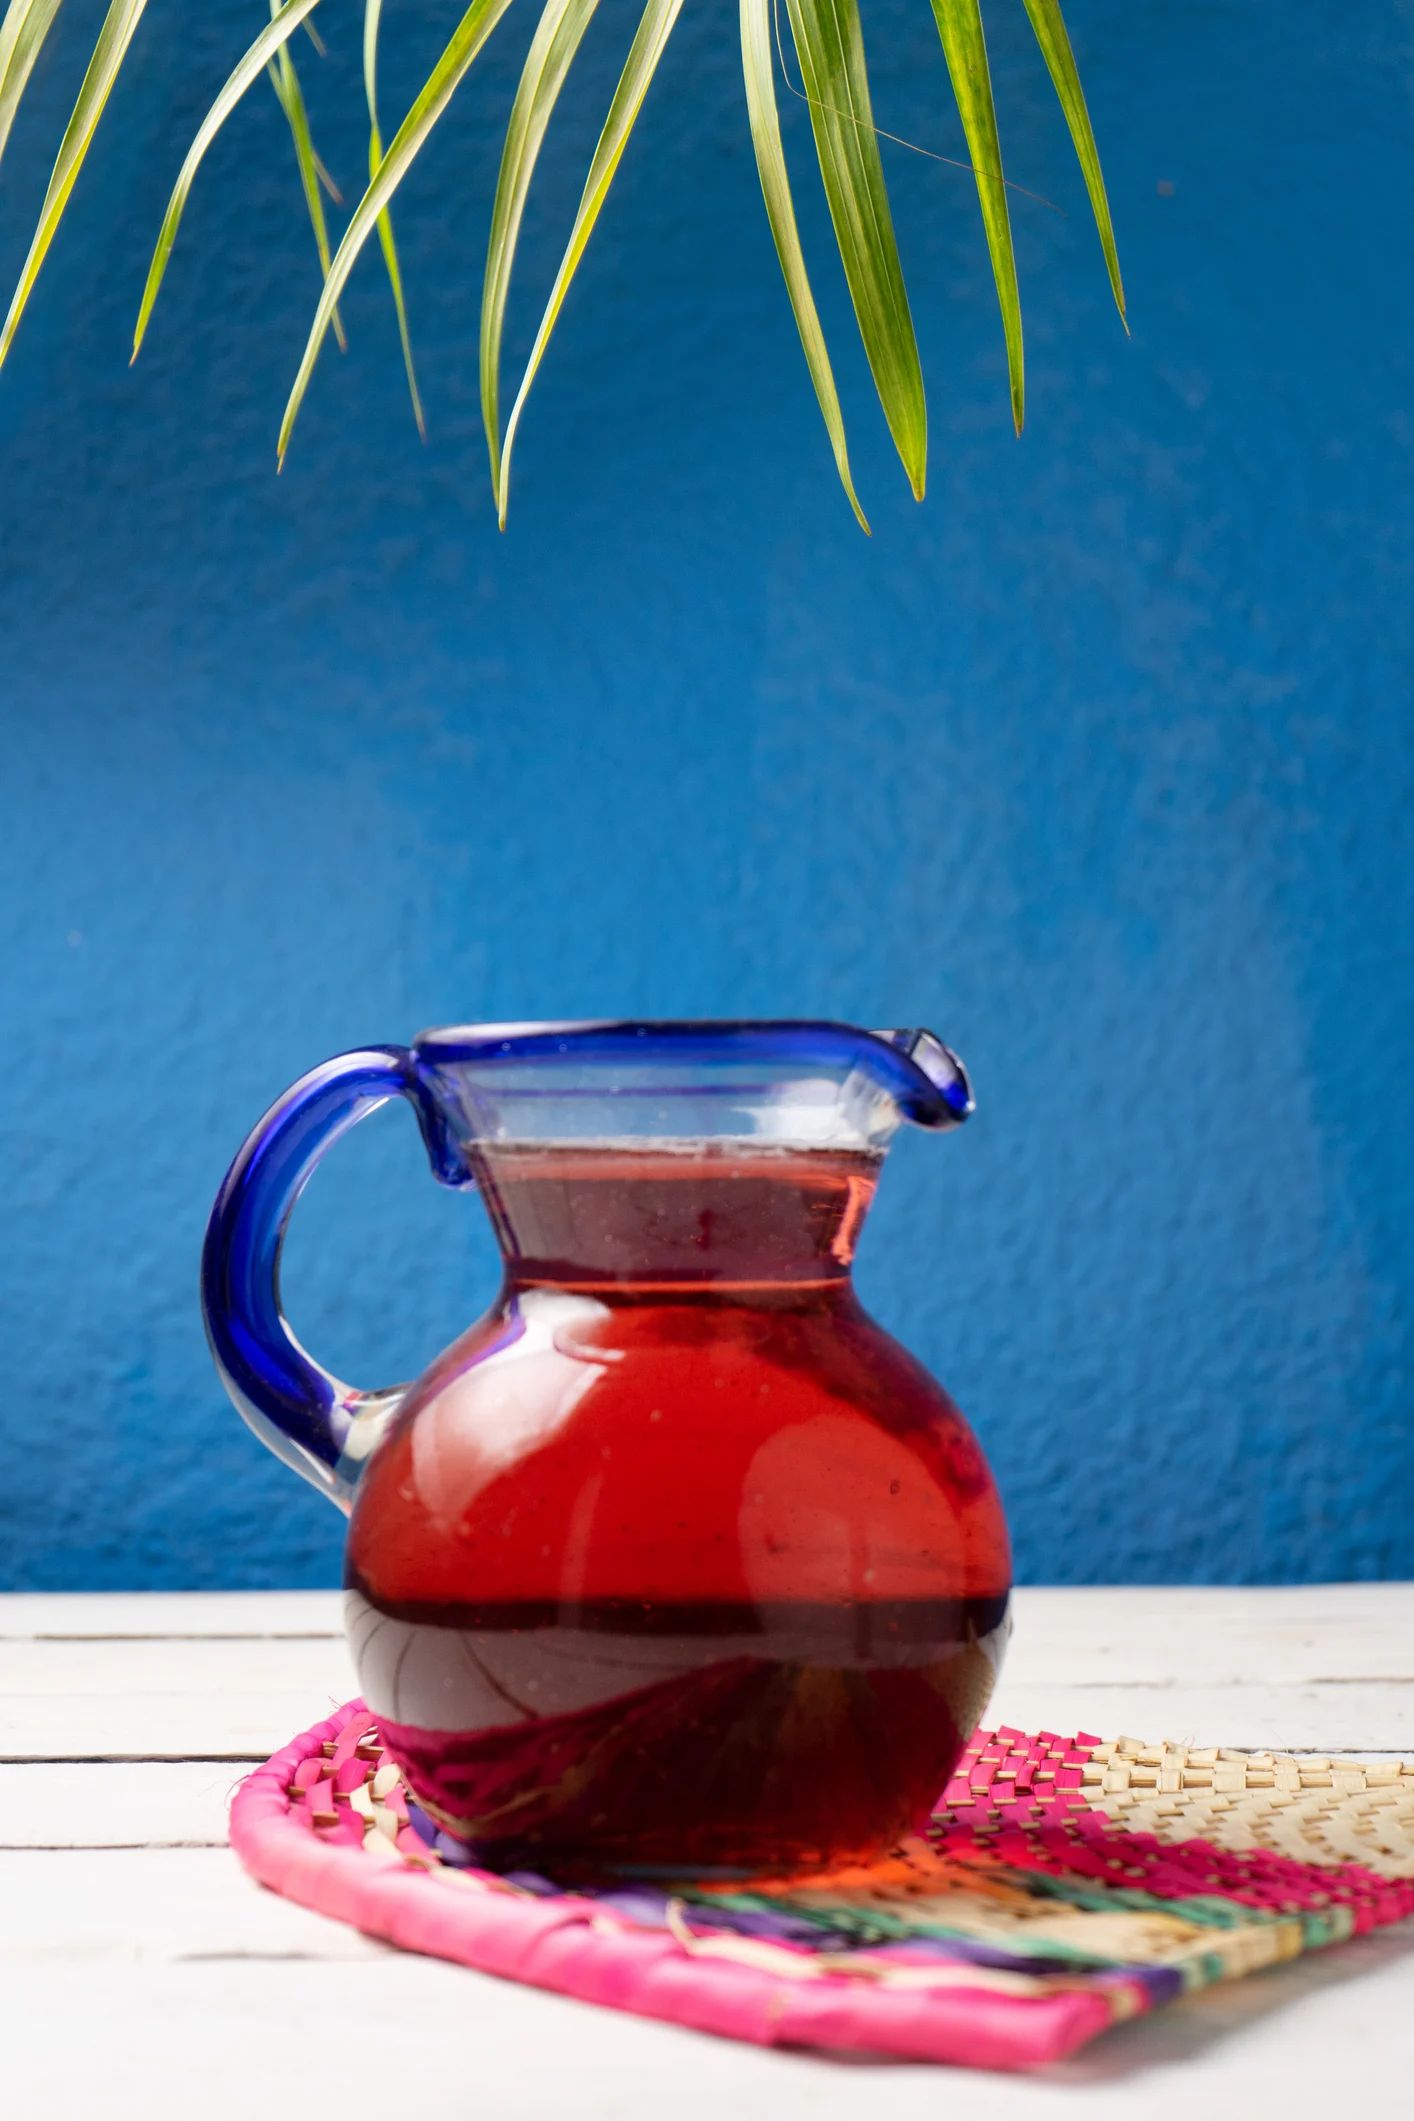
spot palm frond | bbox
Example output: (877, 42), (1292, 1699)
(279, 0), (518, 468)
(481, 0), (599, 500)
(0, 0), (63, 173)
(133, 0), (323, 358)
(930, 0), (1021, 433)
(267, 12), (346, 351)
(740, 0), (865, 529)
(365, 0), (425, 438)
(0, 0), (1123, 513)
(0, 0), (147, 372)
(494, 0), (682, 526)
(783, 0), (926, 499)
(1020, 0), (1124, 323)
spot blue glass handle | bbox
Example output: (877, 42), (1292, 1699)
(201, 1047), (441, 1510)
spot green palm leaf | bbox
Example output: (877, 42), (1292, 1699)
(0, 0), (63, 173)
(0, 0), (147, 372)
(364, 0), (425, 437)
(783, 0), (925, 498)
(132, 0), (323, 358)
(495, 0), (682, 527)
(278, 0), (517, 468)
(929, 0), (1021, 433)
(1021, 0), (1124, 323)
(0, 0), (1122, 502)
(309, 143), (340, 200)
(267, 12), (346, 352)
(739, 0), (865, 530)
(481, 0), (599, 500)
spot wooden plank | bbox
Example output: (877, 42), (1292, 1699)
(15, 1676), (1402, 1769)
(0, 1846), (387, 1961)
(0, 1591), (344, 1639)
(991, 1586), (1414, 1747)
(0, 1635), (358, 1759)
(2, 1848), (1413, 2118)
(0, 1762), (241, 1847)
(0, 1633), (357, 1698)
(4, 1588), (1414, 1761)
(1005, 1583), (1414, 1685)
(985, 1679), (1414, 1753)
(3, 1582), (1407, 1667)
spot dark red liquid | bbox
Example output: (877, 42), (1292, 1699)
(473, 1140), (884, 1287)
(347, 1146), (1011, 1877)
(351, 1593), (1008, 1877)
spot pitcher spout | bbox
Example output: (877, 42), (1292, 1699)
(873, 1028), (974, 1129)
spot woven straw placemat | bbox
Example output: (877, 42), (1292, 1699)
(941, 1725), (1414, 1876)
(230, 1704), (1414, 2073)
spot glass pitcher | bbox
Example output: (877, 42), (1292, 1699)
(203, 1020), (1011, 1879)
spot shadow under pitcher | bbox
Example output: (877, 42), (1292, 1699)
(202, 1021), (1012, 1880)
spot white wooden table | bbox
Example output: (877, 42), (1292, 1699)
(6, 1585), (1413, 2116)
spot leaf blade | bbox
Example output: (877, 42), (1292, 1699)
(132, 0), (323, 358)
(1020, 0), (1124, 322)
(783, 0), (925, 497)
(496, 0), (683, 526)
(739, 0), (866, 529)
(268, 24), (346, 351)
(365, 0), (425, 438)
(481, 0), (599, 499)
(0, 0), (64, 173)
(929, 0), (1021, 432)
(361, 0), (382, 113)
(0, 0), (148, 372)
(372, 190), (425, 437)
(279, 0), (518, 466)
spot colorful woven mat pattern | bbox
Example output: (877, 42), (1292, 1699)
(229, 1703), (1414, 2072)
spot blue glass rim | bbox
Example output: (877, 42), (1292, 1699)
(412, 1020), (973, 1130)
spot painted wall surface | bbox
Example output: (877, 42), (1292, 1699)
(0, 0), (1410, 1588)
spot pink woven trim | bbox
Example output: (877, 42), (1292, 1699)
(230, 1701), (1112, 2070)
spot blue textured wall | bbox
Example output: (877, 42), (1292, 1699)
(1, 0), (1410, 1588)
